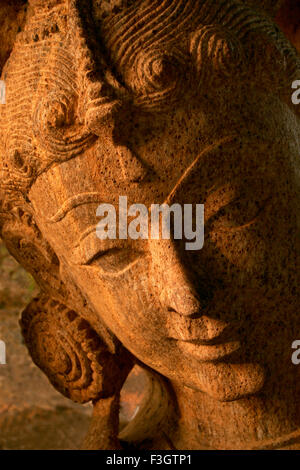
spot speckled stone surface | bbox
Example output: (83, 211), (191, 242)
(0, 0), (299, 450)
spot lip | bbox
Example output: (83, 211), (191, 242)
(178, 339), (241, 362)
(167, 315), (242, 361)
(166, 312), (237, 343)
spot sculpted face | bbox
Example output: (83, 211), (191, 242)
(1, 0), (300, 403)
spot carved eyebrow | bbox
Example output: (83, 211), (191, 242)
(47, 192), (103, 223)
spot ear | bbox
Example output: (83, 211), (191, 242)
(21, 294), (133, 449)
(0, 1), (27, 75)
(20, 294), (133, 404)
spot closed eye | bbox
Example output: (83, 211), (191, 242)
(70, 229), (142, 273)
(47, 193), (103, 223)
(205, 178), (272, 232)
(207, 195), (271, 232)
(85, 247), (142, 273)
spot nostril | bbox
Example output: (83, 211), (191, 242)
(164, 287), (201, 317)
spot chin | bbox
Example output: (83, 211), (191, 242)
(184, 361), (267, 402)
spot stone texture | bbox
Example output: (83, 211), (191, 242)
(0, 0), (299, 450)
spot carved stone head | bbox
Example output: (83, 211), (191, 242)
(0, 0), (299, 450)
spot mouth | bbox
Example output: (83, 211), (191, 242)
(167, 316), (242, 362)
(177, 338), (241, 362)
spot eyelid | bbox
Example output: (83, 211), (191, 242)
(47, 193), (103, 223)
(205, 185), (237, 222)
(207, 195), (272, 233)
(205, 177), (272, 217)
(78, 224), (98, 244)
(71, 229), (127, 266)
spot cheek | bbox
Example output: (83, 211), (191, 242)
(67, 258), (170, 348)
(209, 226), (268, 273)
(67, 261), (193, 382)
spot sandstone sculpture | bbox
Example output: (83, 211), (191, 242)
(0, 0), (299, 450)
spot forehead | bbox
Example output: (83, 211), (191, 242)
(28, 134), (279, 215)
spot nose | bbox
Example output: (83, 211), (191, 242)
(149, 239), (201, 317)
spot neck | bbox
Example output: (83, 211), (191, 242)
(168, 379), (300, 450)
